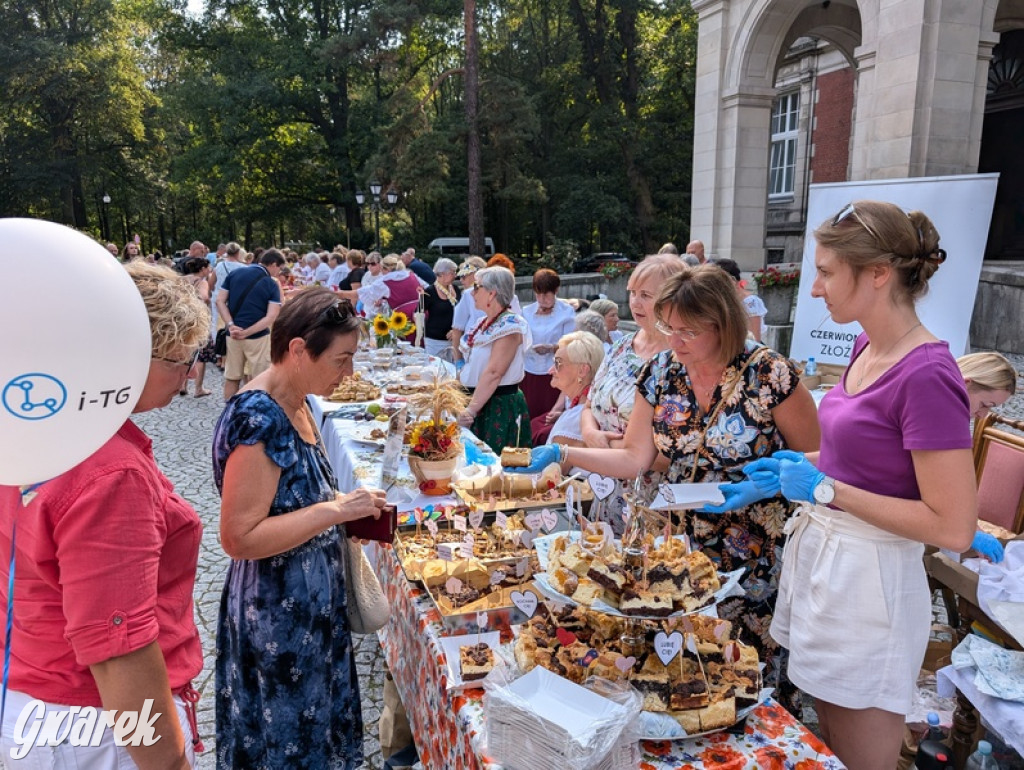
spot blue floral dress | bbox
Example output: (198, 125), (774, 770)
(212, 390), (363, 770)
(638, 341), (802, 714)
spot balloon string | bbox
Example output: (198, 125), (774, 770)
(2, 484), (39, 732)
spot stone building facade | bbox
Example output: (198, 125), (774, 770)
(690, 0), (1024, 270)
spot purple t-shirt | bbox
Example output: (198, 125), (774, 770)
(817, 333), (971, 500)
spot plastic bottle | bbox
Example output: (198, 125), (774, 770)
(804, 357), (817, 376)
(925, 712), (946, 743)
(915, 740), (953, 770)
(965, 741), (1001, 770)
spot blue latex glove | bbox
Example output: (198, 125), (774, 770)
(741, 457), (782, 497)
(774, 449), (826, 503)
(700, 480), (774, 514)
(505, 445), (561, 474)
(464, 440), (496, 466)
(455, 360), (465, 372)
(971, 531), (1004, 563)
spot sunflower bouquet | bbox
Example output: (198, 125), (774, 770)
(371, 310), (416, 348)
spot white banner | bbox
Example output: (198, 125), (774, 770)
(790, 174), (999, 365)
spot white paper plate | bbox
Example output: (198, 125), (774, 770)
(438, 632), (503, 691)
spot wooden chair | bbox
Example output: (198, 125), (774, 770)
(972, 413), (1024, 534)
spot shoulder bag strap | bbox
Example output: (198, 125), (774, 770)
(227, 270), (270, 319)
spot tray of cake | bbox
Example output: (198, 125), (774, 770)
(451, 461), (593, 514)
(512, 602), (766, 739)
(421, 560), (544, 635)
(531, 527), (744, 619)
(394, 509), (543, 584)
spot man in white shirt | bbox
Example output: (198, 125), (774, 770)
(313, 252), (332, 284)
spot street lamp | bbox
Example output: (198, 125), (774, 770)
(101, 193), (111, 241)
(354, 181), (400, 251)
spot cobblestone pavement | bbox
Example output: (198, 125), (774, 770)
(135, 350), (1024, 769)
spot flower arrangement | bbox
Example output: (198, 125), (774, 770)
(404, 375), (470, 494)
(599, 261), (634, 279)
(752, 265), (801, 288)
(371, 310), (415, 348)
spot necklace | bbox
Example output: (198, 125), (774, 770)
(854, 322), (923, 388)
(464, 310), (508, 350)
(435, 282), (457, 306)
(569, 384), (591, 410)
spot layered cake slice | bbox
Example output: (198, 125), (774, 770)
(669, 657), (710, 710)
(633, 655), (671, 712)
(459, 642), (495, 681)
(619, 586), (674, 617)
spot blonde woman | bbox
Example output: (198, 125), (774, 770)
(958, 351), (1017, 420)
(531, 330), (604, 447)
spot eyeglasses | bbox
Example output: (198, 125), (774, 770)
(552, 357), (567, 370)
(316, 299), (354, 327)
(831, 202), (881, 243)
(154, 348), (199, 372)
(654, 320), (702, 341)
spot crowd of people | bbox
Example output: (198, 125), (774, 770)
(3, 208), (1019, 770)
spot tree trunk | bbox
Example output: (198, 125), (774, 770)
(465, 0), (484, 256)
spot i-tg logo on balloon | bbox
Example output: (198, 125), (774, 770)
(2, 373), (67, 421)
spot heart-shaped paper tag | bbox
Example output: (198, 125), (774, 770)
(490, 570), (506, 586)
(587, 473), (616, 501)
(515, 557), (528, 577)
(463, 533), (475, 545)
(413, 508), (425, 524)
(524, 512), (543, 532)
(494, 510), (507, 529)
(614, 655), (637, 674)
(510, 590), (538, 618)
(519, 531), (534, 548)
(685, 632), (699, 655)
(555, 627), (578, 647)
(565, 485), (576, 513)
(654, 630), (683, 666)
(469, 509), (485, 530)
(459, 540), (474, 559)
(445, 576), (464, 595)
(425, 519), (439, 537)
(713, 621), (728, 641)
(540, 507), (557, 532)
(476, 611), (489, 629)
(725, 641), (742, 663)
(452, 514), (468, 532)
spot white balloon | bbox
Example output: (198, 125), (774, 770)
(0, 219), (151, 486)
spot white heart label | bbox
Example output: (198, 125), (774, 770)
(510, 590), (538, 618)
(587, 473), (616, 501)
(476, 611), (489, 629)
(445, 576), (464, 595)
(519, 531), (534, 548)
(490, 570), (506, 585)
(565, 485), (576, 513)
(469, 509), (485, 530)
(413, 508), (425, 524)
(540, 507), (557, 532)
(452, 514), (468, 532)
(685, 632), (699, 655)
(524, 512), (543, 532)
(654, 630), (683, 667)
(425, 519), (439, 537)
(515, 557), (528, 577)
(614, 655), (637, 674)
(494, 510), (508, 529)
(464, 533), (475, 545)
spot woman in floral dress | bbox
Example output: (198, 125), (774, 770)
(539, 265), (820, 713)
(213, 289), (387, 769)
(579, 255), (686, 533)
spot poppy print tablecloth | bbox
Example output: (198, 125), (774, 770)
(372, 545), (844, 770)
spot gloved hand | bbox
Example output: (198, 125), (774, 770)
(741, 457), (781, 497)
(700, 480), (774, 514)
(464, 439), (496, 466)
(774, 449), (826, 503)
(455, 360), (465, 372)
(505, 445), (561, 474)
(971, 531), (1004, 563)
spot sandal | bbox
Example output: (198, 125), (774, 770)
(194, 390), (212, 398)
(179, 389), (188, 396)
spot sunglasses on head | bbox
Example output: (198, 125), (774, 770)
(316, 299), (355, 327)
(831, 202), (882, 243)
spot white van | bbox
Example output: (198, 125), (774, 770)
(427, 237), (495, 256)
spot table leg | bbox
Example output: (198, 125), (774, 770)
(950, 688), (977, 769)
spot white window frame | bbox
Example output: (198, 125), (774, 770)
(769, 92), (799, 199)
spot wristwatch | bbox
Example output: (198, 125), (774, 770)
(812, 476), (836, 505)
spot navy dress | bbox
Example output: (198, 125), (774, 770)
(212, 390), (363, 769)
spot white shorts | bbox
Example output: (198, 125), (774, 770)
(771, 504), (930, 714)
(0, 689), (196, 769)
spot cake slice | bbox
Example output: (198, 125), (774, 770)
(571, 577), (604, 606)
(500, 447), (531, 467)
(586, 560), (630, 594)
(560, 542), (594, 576)
(668, 658), (709, 710)
(619, 586), (674, 617)
(459, 642), (495, 681)
(633, 655), (670, 712)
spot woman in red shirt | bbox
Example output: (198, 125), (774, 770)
(0, 261), (209, 769)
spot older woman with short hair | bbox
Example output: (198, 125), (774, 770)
(456, 266), (531, 452)
(587, 297), (622, 342)
(531, 330), (604, 447)
(522, 268), (576, 418)
(421, 257), (460, 356)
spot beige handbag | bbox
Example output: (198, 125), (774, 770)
(344, 537), (390, 634)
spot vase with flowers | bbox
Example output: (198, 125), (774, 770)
(371, 309), (415, 348)
(404, 375), (470, 495)
(752, 265), (801, 325)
